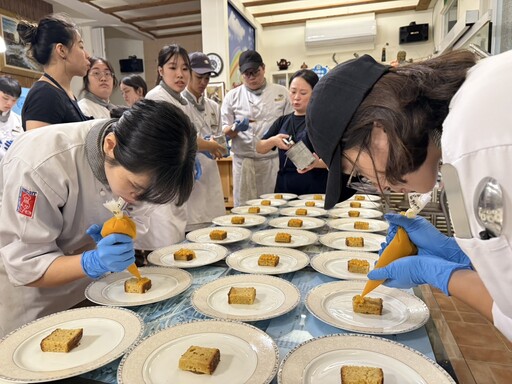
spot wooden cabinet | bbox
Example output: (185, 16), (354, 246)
(216, 157), (234, 209)
(271, 70), (295, 87)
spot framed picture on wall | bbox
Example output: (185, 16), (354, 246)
(0, 14), (42, 78)
(227, 3), (255, 89)
(206, 82), (226, 105)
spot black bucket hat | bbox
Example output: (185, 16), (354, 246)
(307, 54), (389, 209)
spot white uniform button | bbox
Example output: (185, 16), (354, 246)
(99, 189), (106, 197)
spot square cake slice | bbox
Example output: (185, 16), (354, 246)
(354, 195), (366, 201)
(288, 218), (303, 227)
(353, 221), (370, 230)
(178, 345), (221, 375)
(345, 237), (364, 247)
(350, 202), (362, 208)
(296, 208), (308, 216)
(174, 248), (196, 261)
(248, 206), (260, 214)
(228, 287), (256, 304)
(275, 232), (292, 243)
(305, 201), (316, 207)
(261, 200), (271, 206)
(258, 254), (280, 267)
(210, 229), (227, 240)
(352, 295), (383, 315)
(40, 328), (83, 353)
(341, 365), (383, 384)
(348, 210), (360, 217)
(347, 259), (370, 274)
(124, 277), (152, 293)
(231, 216), (245, 224)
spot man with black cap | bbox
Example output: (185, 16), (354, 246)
(182, 52), (226, 231)
(221, 49), (293, 206)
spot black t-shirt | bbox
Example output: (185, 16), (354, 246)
(22, 81), (89, 129)
(262, 113), (327, 194)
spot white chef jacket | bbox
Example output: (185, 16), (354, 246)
(78, 98), (110, 119)
(441, 50), (512, 341)
(0, 110), (22, 161)
(184, 90), (225, 231)
(0, 119), (153, 336)
(221, 83), (293, 206)
(138, 85), (189, 248)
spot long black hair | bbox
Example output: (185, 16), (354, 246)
(155, 44), (190, 85)
(106, 99), (197, 205)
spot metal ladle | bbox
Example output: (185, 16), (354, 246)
(474, 177), (503, 239)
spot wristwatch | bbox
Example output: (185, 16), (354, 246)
(207, 53), (223, 77)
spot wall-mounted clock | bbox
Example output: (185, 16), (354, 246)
(207, 53), (223, 77)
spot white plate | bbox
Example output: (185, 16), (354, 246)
(231, 205), (279, 216)
(280, 206), (326, 217)
(226, 247), (310, 275)
(334, 200), (382, 209)
(212, 214), (266, 228)
(347, 194), (382, 202)
(245, 198), (288, 207)
(286, 199), (325, 208)
(251, 229), (318, 248)
(328, 207), (383, 219)
(278, 333), (455, 384)
(0, 307), (143, 383)
(118, 320), (279, 384)
(85, 266), (192, 307)
(298, 194), (325, 201)
(268, 216), (325, 230)
(147, 243), (228, 268)
(260, 193), (298, 200)
(192, 274), (300, 322)
(186, 226), (252, 244)
(320, 231), (385, 252)
(310, 251), (379, 280)
(327, 218), (389, 233)
(305, 280), (429, 335)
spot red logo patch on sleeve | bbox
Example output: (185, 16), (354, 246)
(17, 187), (38, 218)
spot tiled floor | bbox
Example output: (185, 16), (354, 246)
(421, 286), (512, 383)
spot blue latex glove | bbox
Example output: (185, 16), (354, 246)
(86, 224), (103, 244)
(233, 117), (250, 132)
(194, 157), (202, 181)
(379, 213), (471, 265)
(81, 234), (135, 278)
(368, 254), (472, 295)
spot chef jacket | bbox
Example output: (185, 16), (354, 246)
(78, 98), (110, 119)
(0, 110), (22, 161)
(221, 83), (293, 206)
(442, 50), (512, 341)
(0, 119), (153, 336)
(183, 90), (225, 230)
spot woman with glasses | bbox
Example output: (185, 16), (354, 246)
(255, 69), (327, 195)
(78, 57), (118, 119)
(221, 50), (293, 206)
(120, 74), (147, 107)
(17, 14), (91, 130)
(307, 50), (512, 341)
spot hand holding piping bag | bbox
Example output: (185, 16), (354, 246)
(361, 192), (432, 296)
(101, 197), (141, 279)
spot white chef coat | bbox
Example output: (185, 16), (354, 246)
(0, 119), (153, 336)
(441, 50), (512, 340)
(184, 90), (225, 231)
(0, 110), (22, 161)
(78, 98), (110, 119)
(138, 85), (190, 248)
(221, 83), (293, 206)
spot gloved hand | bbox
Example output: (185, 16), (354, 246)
(81, 233), (135, 278)
(367, 254), (471, 295)
(194, 157), (202, 181)
(380, 213), (471, 265)
(233, 117), (250, 132)
(86, 224), (103, 244)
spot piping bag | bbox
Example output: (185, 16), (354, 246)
(361, 192), (432, 296)
(101, 197), (141, 279)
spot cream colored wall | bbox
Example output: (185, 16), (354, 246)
(259, 10), (435, 79)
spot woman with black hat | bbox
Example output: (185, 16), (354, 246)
(307, 49), (512, 341)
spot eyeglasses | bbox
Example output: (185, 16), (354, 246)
(90, 70), (113, 79)
(345, 148), (378, 193)
(242, 68), (261, 79)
